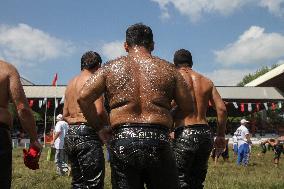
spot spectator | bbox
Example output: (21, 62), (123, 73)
(235, 119), (251, 166)
(51, 114), (69, 175)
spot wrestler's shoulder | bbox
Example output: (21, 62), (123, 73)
(102, 56), (128, 69)
(0, 60), (19, 77)
(66, 75), (79, 91)
(152, 56), (176, 70)
(194, 71), (214, 86)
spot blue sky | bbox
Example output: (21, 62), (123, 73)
(1, 0), (284, 86)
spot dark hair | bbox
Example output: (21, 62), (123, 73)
(81, 51), (102, 70)
(126, 23), (153, 50)
(173, 49), (193, 68)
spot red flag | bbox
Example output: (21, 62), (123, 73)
(256, 103), (260, 111)
(52, 73), (58, 86)
(272, 103), (276, 110)
(47, 100), (51, 109)
(241, 103), (245, 112)
(29, 100), (34, 107)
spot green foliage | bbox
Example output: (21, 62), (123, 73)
(12, 146), (284, 189)
(33, 111), (43, 122)
(237, 64), (278, 86)
(8, 103), (17, 118)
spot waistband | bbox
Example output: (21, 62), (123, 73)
(0, 122), (10, 131)
(67, 124), (98, 136)
(112, 123), (169, 141)
(174, 125), (211, 136)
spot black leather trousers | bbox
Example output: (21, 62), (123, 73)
(109, 124), (180, 189)
(0, 123), (12, 189)
(173, 125), (213, 189)
(64, 125), (105, 189)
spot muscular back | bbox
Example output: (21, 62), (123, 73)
(63, 71), (94, 124)
(175, 67), (213, 126)
(81, 54), (192, 128)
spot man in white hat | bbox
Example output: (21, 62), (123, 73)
(51, 114), (69, 175)
(234, 118), (251, 166)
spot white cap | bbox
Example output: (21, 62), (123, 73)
(56, 114), (63, 121)
(240, 119), (249, 124)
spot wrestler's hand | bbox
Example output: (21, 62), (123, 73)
(98, 127), (113, 144)
(23, 140), (42, 170)
(214, 136), (226, 150)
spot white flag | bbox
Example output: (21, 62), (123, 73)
(279, 101), (282, 109)
(60, 96), (65, 104)
(43, 97), (47, 105)
(248, 103), (252, 112)
(264, 103), (268, 110)
(233, 102), (238, 109)
(39, 100), (43, 108)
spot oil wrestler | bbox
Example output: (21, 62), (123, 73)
(78, 23), (194, 189)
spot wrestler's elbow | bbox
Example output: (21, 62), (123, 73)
(217, 105), (227, 118)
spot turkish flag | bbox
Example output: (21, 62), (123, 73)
(47, 100), (51, 109)
(52, 73), (58, 86)
(241, 103), (245, 112)
(256, 103), (260, 111)
(29, 100), (34, 107)
(272, 103), (276, 110)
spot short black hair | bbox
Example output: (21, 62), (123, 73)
(81, 51), (102, 70)
(126, 23), (153, 50)
(173, 49), (193, 68)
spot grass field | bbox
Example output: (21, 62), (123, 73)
(12, 146), (284, 189)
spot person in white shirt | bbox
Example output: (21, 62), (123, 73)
(235, 119), (251, 166)
(51, 114), (69, 175)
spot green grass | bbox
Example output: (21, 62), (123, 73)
(12, 146), (284, 189)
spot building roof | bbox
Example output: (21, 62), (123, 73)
(20, 77), (35, 86)
(217, 86), (284, 102)
(23, 85), (284, 101)
(245, 63), (284, 92)
(23, 86), (65, 98)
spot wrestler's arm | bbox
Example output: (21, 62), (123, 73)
(174, 71), (194, 117)
(95, 96), (109, 126)
(96, 96), (112, 143)
(209, 85), (227, 137)
(8, 66), (39, 143)
(78, 68), (106, 131)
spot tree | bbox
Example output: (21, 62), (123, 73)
(237, 64), (279, 86)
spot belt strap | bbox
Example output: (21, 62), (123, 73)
(112, 125), (169, 141)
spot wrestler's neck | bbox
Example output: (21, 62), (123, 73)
(178, 65), (192, 72)
(81, 67), (99, 74)
(127, 46), (152, 58)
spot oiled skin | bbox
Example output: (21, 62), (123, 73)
(174, 66), (227, 136)
(79, 47), (194, 129)
(63, 69), (108, 129)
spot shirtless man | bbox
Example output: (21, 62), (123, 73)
(0, 60), (41, 189)
(172, 49), (227, 189)
(63, 51), (108, 189)
(78, 23), (194, 189)
(261, 138), (284, 167)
